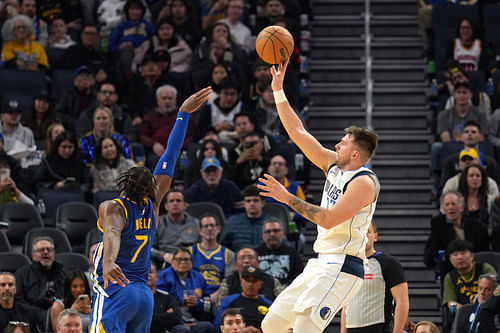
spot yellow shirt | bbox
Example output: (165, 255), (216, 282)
(1, 40), (49, 70)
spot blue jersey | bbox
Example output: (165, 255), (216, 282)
(92, 197), (156, 297)
(189, 244), (229, 293)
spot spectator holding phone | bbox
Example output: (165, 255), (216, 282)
(49, 270), (91, 333)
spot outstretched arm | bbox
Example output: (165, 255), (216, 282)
(271, 60), (337, 173)
(153, 87), (212, 215)
(257, 173), (375, 229)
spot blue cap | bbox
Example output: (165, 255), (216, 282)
(0, 133), (4, 143)
(201, 157), (221, 171)
(74, 66), (92, 78)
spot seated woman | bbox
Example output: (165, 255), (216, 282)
(457, 164), (499, 225)
(445, 18), (494, 74)
(22, 92), (60, 143)
(1, 14), (49, 71)
(89, 136), (136, 193)
(35, 131), (91, 192)
(79, 106), (133, 165)
(43, 123), (65, 155)
(49, 270), (91, 333)
(0, 154), (34, 205)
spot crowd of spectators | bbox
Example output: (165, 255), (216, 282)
(0, 0), (312, 331)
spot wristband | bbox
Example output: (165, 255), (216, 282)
(273, 89), (287, 104)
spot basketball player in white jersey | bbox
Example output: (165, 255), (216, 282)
(257, 60), (380, 333)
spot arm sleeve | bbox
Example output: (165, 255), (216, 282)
(379, 254), (406, 289)
(442, 273), (457, 305)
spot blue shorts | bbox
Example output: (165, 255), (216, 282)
(89, 282), (153, 333)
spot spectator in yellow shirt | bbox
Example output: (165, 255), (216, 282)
(1, 14), (48, 71)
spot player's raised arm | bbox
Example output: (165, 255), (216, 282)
(153, 87), (212, 214)
(270, 60), (337, 173)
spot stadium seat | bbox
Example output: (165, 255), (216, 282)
(262, 202), (291, 234)
(51, 69), (74, 98)
(84, 228), (100, 257)
(2, 202), (44, 248)
(185, 202), (226, 227)
(451, 303), (475, 333)
(56, 202), (98, 252)
(0, 69), (47, 96)
(467, 70), (486, 92)
(46, 48), (66, 69)
(23, 227), (72, 257)
(474, 251), (500, 272)
(0, 231), (11, 252)
(0, 252), (30, 272)
(483, 4), (500, 45)
(93, 190), (118, 209)
(38, 189), (85, 227)
(55, 252), (90, 273)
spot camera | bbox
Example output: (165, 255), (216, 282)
(244, 141), (257, 149)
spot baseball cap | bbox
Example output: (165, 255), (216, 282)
(201, 157), (221, 171)
(34, 90), (51, 102)
(2, 100), (22, 114)
(459, 148), (479, 161)
(454, 81), (470, 91)
(241, 265), (264, 280)
(74, 65), (92, 77)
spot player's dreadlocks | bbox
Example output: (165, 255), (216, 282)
(116, 167), (157, 206)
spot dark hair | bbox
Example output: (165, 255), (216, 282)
(94, 136), (124, 169)
(456, 18), (477, 40)
(463, 120), (480, 132)
(116, 167), (157, 206)
(3, 323), (31, 333)
(199, 213), (220, 226)
(199, 139), (224, 162)
(220, 308), (244, 326)
(172, 247), (191, 259)
(62, 270), (90, 308)
(50, 131), (77, 158)
(155, 17), (178, 45)
(371, 220), (377, 233)
(124, 0), (145, 20)
(97, 81), (117, 92)
(458, 164), (489, 202)
(241, 184), (261, 198)
(216, 76), (241, 93)
(234, 112), (255, 125)
(241, 131), (262, 141)
(344, 126), (378, 161)
(207, 22), (230, 44)
(447, 239), (474, 255)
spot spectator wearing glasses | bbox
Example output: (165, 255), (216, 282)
(0, 272), (43, 332)
(255, 220), (303, 287)
(156, 249), (216, 332)
(55, 309), (83, 333)
(14, 237), (66, 312)
(2, 321), (31, 333)
(466, 273), (498, 333)
(76, 82), (136, 143)
(63, 24), (107, 74)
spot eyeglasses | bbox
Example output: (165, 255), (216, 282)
(263, 229), (282, 234)
(8, 321), (29, 327)
(270, 162), (286, 166)
(201, 224), (217, 229)
(34, 247), (54, 253)
(14, 26), (27, 30)
(99, 90), (115, 95)
(173, 257), (191, 262)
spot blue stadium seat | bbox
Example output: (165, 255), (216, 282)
(0, 69), (47, 95)
(483, 4), (500, 45)
(93, 190), (119, 209)
(51, 69), (74, 98)
(38, 189), (85, 227)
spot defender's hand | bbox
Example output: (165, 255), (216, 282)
(179, 87), (213, 114)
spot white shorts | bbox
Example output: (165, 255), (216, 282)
(266, 253), (364, 331)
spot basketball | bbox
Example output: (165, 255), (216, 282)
(255, 25), (294, 65)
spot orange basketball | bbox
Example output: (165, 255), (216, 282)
(255, 25), (294, 65)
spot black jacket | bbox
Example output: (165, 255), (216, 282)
(14, 261), (66, 311)
(151, 290), (183, 333)
(0, 301), (44, 333)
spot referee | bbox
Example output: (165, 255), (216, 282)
(341, 221), (410, 333)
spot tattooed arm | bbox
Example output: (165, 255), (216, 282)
(257, 174), (375, 229)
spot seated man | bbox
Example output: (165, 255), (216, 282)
(231, 132), (270, 189)
(424, 191), (490, 278)
(0, 100), (36, 158)
(214, 266), (272, 331)
(15, 236), (66, 312)
(442, 240), (496, 311)
(0, 272), (43, 331)
(219, 308), (246, 333)
(55, 309), (83, 333)
(466, 273), (498, 333)
(148, 262), (189, 333)
(152, 189), (200, 264)
(219, 184), (273, 251)
(189, 214), (235, 301)
(216, 247), (284, 307)
(255, 220), (303, 287)
(185, 157), (243, 217)
(156, 248), (215, 332)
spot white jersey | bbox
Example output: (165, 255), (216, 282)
(454, 38), (482, 72)
(315, 165), (380, 258)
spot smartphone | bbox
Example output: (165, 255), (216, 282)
(0, 168), (10, 181)
(78, 294), (89, 301)
(65, 177), (76, 182)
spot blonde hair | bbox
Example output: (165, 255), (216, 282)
(44, 123), (64, 154)
(93, 106), (114, 138)
(414, 321), (440, 333)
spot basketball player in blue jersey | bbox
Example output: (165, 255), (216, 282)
(89, 87), (212, 333)
(257, 60), (380, 333)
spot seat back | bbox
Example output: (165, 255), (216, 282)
(56, 202), (98, 244)
(38, 189), (85, 227)
(0, 252), (31, 272)
(2, 203), (44, 245)
(262, 202), (290, 234)
(23, 227), (72, 257)
(474, 251), (500, 272)
(185, 202), (226, 227)
(0, 231), (11, 252)
(483, 4), (500, 45)
(51, 69), (74, 98)
(55, 252), (90, 273)
(46, 48), (66, 69)
(93, 190), (119, 209)
(84, 228), (100, 258)
(0, 69), (47, 95)
(451, 303), (475, 333)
